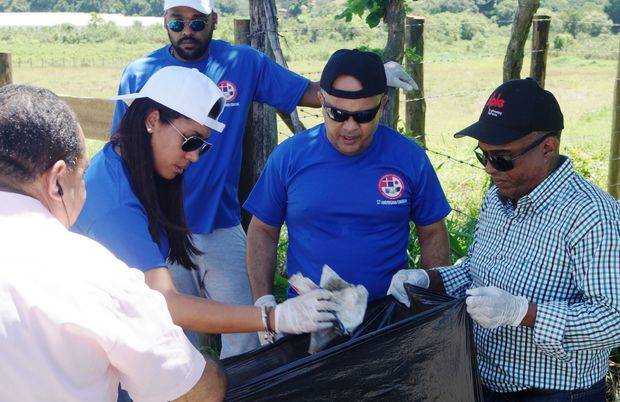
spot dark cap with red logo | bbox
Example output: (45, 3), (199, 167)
(454, 78), (564, 145)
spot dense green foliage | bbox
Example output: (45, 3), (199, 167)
(0, 0), (163, 15)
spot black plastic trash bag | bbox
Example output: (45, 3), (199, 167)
(222, 286), (482, 401)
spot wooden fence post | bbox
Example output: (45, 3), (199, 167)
(234, 18), (260, 230)
(608, 38), (620, 199)
(503, 0), (540, 82)
(0, 53), (13, 87)
(405, 16), (425, 147)
(530, 15), (550, 88)
(380, 0), (406, 129)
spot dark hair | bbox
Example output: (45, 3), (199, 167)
(113, 97), (201, 270)
(0, 84), (83, 184)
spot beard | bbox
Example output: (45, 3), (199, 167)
(168, 29), (213, 61)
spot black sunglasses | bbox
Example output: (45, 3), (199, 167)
(322, 102), (382, 124)
(167, 19), (208, 33)
(167, 120), (212, 156)
(474, 132), (556, 172)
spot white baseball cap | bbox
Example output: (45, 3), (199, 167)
(164, 0), (214, 15)
(114, 66), (226, 133)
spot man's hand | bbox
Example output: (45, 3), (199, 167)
(254, 294), (277, 345)
(275, 289), (338, 334)
(465, 286), (529, 328)
(384, 61), (418, 91)
(387, 269), (430, 307)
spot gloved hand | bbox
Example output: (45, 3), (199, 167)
(275, 289), (338, 334)
(465, 286), (529, 329)
(384, 61), (419, 91)
(387, 269), (430, 307)
(255, 294), (278, 345)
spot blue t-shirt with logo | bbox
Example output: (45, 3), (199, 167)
(243, 124), (451, 300)
(112, 40), (310, 235)
(73, 143), (169, 271)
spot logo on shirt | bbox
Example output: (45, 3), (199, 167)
(378, 174), (405, 200)
(218, 80), (238, 103)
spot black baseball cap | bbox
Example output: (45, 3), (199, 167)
(320, 49), (387, 99)
(454, 78), (564, 145)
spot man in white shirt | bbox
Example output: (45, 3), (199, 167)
(0, 84), (225, 402)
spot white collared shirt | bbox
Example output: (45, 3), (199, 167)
(0, 191), (205, 402)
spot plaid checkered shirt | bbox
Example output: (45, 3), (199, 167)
(435, 156), (620, 392)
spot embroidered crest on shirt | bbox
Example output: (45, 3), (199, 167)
(378, 174), (405, 200)
(218, 80), (238, 105)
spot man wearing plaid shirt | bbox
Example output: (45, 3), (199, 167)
(389, 78), (620, 401)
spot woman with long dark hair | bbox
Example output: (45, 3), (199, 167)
(74, 66), (337, 348)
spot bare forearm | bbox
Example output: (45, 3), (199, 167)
(298, 81), (322, 108)
(426, 269), (446, 294)
(163, 291), (265, 334)
(520, 303), (537, 328)
(144, 267), (267, 334)
(247, 219), (280, 300)
(417, 221), (450, 269)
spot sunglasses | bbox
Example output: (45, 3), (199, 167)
(166, 119), (212, 156)
(167, 19), (208, 33)
(474, 132), (556, 172)
(322, 102), (382, 124)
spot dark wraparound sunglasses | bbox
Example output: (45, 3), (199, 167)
(167, 19), (208, 32)
(474, 132), (556, 172)
(167, 120), (212, 156)
(322, 102), (382, 124)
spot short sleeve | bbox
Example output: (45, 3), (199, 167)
(243, 145), (289, 227)
(410, 152), (451, 226)
(85, 206), (168, 272)
(104, 266), (205, 402)
(253, 51), (310, 113)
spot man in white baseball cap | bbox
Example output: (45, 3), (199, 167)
(111, 0), (418, 361)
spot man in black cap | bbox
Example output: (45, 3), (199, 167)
(244, 49), (451, 343)
(389, 78), (620, 401)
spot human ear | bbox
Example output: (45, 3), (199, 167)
(145, 109), (160, 133)
(44, 160), (67, 202)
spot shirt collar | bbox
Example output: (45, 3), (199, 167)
(497, 156), (572, 214)
(0, 191), (57, 222)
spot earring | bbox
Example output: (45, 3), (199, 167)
(146, 126), (152, 133)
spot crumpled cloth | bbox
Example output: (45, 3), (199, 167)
(289, 265), (368, 354)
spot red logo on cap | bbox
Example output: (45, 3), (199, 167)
(486, 93), (505, 109)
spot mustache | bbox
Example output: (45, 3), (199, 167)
(179, 36), (198, 44)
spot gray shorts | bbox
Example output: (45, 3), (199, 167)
(168, 225), (260, 359)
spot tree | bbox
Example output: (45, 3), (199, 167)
(605, 0), (620, 32)
(335, 0), (407, 128)
(0, 0), (30, 12)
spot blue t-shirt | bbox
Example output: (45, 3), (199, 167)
(243, 124), (451, 300)
(112, 40), (310, 234)
(73, 143), (169, 272)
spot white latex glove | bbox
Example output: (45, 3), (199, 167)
(465, 286), (529, 329)
(254, 294), (278, 345)
(384, 61), (419, 91)
(275, 289), (338, 334)
(387, 269), (430, 307)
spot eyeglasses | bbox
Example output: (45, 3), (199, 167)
(474, 132), (556, 172)
(322, 102), (382, 124)
(167, 19), (208, 33)
(166, 119), (212, 156)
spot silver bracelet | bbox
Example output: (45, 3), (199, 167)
(260, 306), (276, 344)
